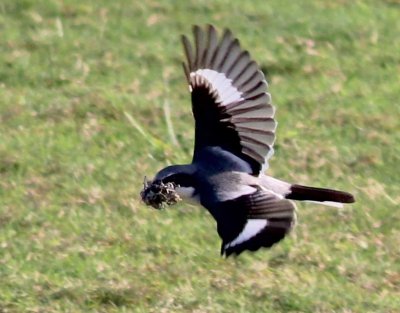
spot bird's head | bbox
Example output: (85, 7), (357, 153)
(140, 164), (196, 209)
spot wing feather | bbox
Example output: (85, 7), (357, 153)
(214, 188), (296, 257)
(204, 25), (219, 68)
(227, 51), (251, 80)
(193, 25), (207, 68)
(182, 35), (195, 72)
(183, 25), (276, 174)
(213, 30), (234, 70)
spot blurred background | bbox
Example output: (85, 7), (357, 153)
(0, 0), (399, 312)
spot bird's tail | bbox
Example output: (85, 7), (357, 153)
(285, 184), (355, 208)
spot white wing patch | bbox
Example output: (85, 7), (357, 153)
(191, 69), (244, 106)
(225, 219), (267, 249)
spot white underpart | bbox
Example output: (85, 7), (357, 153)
(225, 219), (268, 249)
(191, 69), (244, 105)
(307, 200), (344, 208)
(175, 186), (195, 198)
(175, 186), (200, 204)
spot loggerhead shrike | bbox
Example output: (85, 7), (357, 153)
(141, 25), (355, 257)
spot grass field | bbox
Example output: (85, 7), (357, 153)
(1, 0), (399, 312)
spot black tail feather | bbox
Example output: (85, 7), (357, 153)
(286, 184), (355, 203)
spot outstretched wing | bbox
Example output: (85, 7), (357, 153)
(182, 25), (276, 175)
(214, 188), (296, 257)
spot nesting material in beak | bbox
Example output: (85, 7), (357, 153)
(140, 177), (182, 209)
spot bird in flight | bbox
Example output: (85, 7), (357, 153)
(141, 25), (355, 257)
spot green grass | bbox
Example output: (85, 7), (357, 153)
(1, 0), (399, 312)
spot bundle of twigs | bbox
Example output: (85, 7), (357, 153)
(140, 178), (181, 210)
